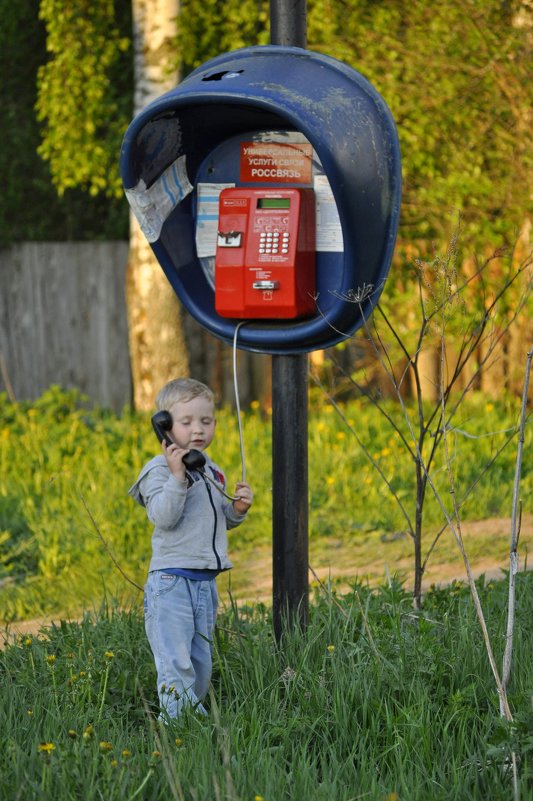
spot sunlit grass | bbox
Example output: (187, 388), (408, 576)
(1, 577), (533, 800)
(0, 387), (531, 621)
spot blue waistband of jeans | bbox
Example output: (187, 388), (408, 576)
(158, 567), (220, 581)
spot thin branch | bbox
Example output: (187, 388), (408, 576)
(0, 352), (16, 402)
(354, 589), (382, 665)
(308, 564), (349, 619)
(80, 494), (144, 593)
(436, 361), (513, 719)
(325, 350), (416, 459)
(309, 370), (415, 539)
(502, 348), (532, 691)
(437, 334), (520, 799)
(421, 429), (520, 573)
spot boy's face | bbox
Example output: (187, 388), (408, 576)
(168, 395), (216, 452)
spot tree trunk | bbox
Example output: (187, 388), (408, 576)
(128, 0), (189, 410)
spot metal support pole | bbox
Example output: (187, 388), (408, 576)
(272, 354), (309, 639)
(270, 0), (307, 47)
(270, 0), (309, 640)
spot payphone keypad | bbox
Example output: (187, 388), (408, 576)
(215, 187), (315, 319)
(259, 231), (290, 255)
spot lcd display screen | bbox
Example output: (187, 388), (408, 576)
(257, 198), (291, 209)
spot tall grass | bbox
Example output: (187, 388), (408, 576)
(0, 387), (531, 621)
(1, 577), (532, 800)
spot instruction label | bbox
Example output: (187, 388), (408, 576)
(314, 174), (344, 252)
(195, 183), (235, 258)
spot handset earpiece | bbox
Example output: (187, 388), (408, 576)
(151, 410), (174, 446)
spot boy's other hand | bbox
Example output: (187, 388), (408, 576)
(233, 482), (253, 515)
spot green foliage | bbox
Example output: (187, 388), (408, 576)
(0, 0), (130, 243)
(177, 0), (532, 249)
(177, 0), (269, 74)
(1, 578), (533, 799)
(6, 0), (530, 249)
(0, 387), (530, 621)
(306, 0), (532, 246)
(36, 0), (132, 198)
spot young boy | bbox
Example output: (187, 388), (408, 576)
(129, 378), (253, 720)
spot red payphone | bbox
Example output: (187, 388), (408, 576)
(215, 187), (315, 319)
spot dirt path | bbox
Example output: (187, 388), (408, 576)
(2, 514), (531, 648)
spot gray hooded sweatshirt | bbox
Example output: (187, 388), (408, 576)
(129, 455), (247, 573)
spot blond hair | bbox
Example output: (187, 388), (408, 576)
(155, 378), (215, 411)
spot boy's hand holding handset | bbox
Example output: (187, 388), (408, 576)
(161, 440), (188, 482)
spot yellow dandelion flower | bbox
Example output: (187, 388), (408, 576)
(100, 741), (113, 751)
(254, 795), (265, 801)
(336, 431), (345, 440)
(250, 400), (260, 410)
(38, 743), (55, 753)
(104, 651), (114, 660)
(24, 638), (32, 647)
(326, 644), (335, 652)
(380, 447), (391, 457)
(326, 476), (335, 485)
(121, 749), (132, 758)
(68, 730), (77, 739)
(485, 403), (494, 412)
(79, 671), (87, 677)
(383, 794), (399, 801)
(83, 725), (94, 739)
(152, 750), (161, 759)
(110, 759), (118, 768)
(175, 737), (183, 747)
(46, 654), (56, 664)
(27, 709), (33, 716)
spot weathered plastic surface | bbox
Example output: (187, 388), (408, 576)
(120, 45), (401, 354)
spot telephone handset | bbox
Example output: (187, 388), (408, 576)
(151, 410), (174, 447)
(150, 411), (239, 500)
(151, 411), (206, 471)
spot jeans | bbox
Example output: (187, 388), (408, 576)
(144, 570), (218, 719)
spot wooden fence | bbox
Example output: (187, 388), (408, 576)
(0, 241), (530, 413)
(0, 242), (131, 411)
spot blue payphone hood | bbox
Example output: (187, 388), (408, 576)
(120, 45), (401, 354)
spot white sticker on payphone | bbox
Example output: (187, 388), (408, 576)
(195, 183), (235, 258)
(314, 175), (344, 252)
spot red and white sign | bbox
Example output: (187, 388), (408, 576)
(240, 142), (313, 184)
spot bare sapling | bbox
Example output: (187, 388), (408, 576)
(315, 236), (531, 799)
(433, 309), (523, 799)
(313, 236), (531, 609)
